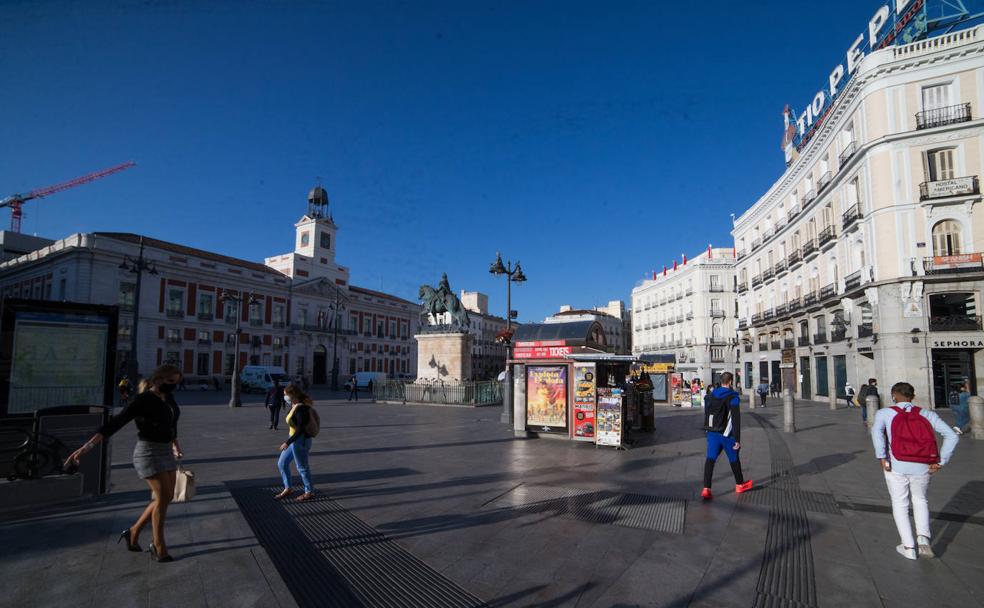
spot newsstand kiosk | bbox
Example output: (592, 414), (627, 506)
(509, 320), (641, 447)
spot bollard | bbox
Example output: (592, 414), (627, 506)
(969, 395), (984, 440)
(866, 394), (880, 431)
(783, 387), (795, 433)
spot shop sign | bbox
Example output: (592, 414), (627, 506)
(572, 363), (596, 440)
(931, 336), (984, 348)
(515, 340), (566, 348)
(640, 362), (674, 373)
(525, 365), (568, 433)
(931, 252), (982, 272)
(514, 346), (572, 359)
(926, 177), (977, 199)
(781, 348), (796, 365)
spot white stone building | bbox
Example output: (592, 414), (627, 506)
(544, 302), (630, 354)
(733, 24), (984, 407)
(631, 248), (739, 384)
(459, 290), (510, 380)
(0, 185), (420, 386)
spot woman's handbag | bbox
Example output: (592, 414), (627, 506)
(173, 465), (196, 502)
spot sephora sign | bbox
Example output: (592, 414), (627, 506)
(784, 0), (927, 157)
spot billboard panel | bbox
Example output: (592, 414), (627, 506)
(525, 365), (568, 433)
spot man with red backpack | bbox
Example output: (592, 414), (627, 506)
(871, 382), (959, 560)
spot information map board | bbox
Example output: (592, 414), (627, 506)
(595, 388), (623, 448)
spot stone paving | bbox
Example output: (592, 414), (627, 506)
(1, 391), (982, 608)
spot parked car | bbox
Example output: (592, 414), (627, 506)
(240, 366), (290, 394)
(343, 371), (387, 392)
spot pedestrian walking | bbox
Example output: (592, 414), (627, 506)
(700, 372), (753, 500)
(65, 364), (184, 563)
(844, 382), (856, 409)
(756, 379), (769, 407)
(348, 374), (359, 401)
(275, 384), (320, 502)
(871, 381), (958, 560)
(952, 380), (971, 435)
(857, 378), (879, 425)
(770, 380), (780, 399)
(265, 379), (285, 430)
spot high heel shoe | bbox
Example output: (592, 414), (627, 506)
(148, 543), (174, 563)
(117, 528), (141, 552)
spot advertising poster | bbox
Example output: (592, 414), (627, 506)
(670, 373), (684, 405)
(8, 311), (110, 413)
(572, 363), (596, 441)
(595, 388), (623, 447)
(526, 365), (568, 433)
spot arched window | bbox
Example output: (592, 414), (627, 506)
(932, 220), (963, 256)
(712, 323), (722, 338)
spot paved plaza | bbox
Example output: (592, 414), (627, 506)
(1, 392), (982, 608)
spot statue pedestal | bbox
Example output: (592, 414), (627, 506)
(415, 332), (473, 383)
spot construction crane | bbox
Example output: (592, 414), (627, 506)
(0, 161), (136, 233)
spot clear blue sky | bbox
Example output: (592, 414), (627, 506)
(0, 0), (888, 321)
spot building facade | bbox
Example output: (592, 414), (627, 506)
(0, 186), (420, 386)
(631, 248), (739, 385)
(733, 25), (984, 407)
(545, 301), (630, 355)
(459, 290), (509, 380)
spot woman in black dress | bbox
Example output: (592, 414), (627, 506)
(66, 364), (184, 562)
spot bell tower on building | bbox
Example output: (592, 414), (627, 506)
(264, 182), (350, 284)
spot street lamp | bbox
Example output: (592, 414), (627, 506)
(118, 236), (158, 384)
(489, 252), (527, 425)
(219, 288), (258, 408)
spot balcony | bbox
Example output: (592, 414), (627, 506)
(763, 309), (775, 321)
(685, 289), (693, 296)
(165, 335), (182, 344)
(818, 171), (832, 191)
(759, 342), (769, 351)
(711, 353), (726, 363)
(224, 316), (237, 325)
(788, 203), (801, 218)
(738, 319), (748, 330)
(762, 227), (774, 240)
(803, 292), (818, 308)
(751, 238), (763, 251)
(929, 315), (983, 331)
(197, 311), (213, 321)
(774, 260), (787, 276)
(788, 297), (802, 312)
(813, 333), (828, 345)
(783, 339), (795, 349)
(842, 203), (863, 230)
(803, 188), (817, 204)
(273, 343), (284, 351)
(744, 344), (752, 353)
(802, 240), (819, 259)
(751, 312), (763, 325)
(831, 328), (847, 342)
(166, 308), (185, 318)
(659, 320), (667, 327)
(788, 249), (803, 269)
(857, 324), (874, 338)
(675, 315), (684, 322)
(775, 303), (788, 317)
(798, 336), (810, 347)
(762, 267), (775, 282)
(226, 335), (238, 346)
(737, 282), (748, 294)
(919, 176), (979, 201)
(736, 250), (747, 261)
(820, 283), (837, 301)
(915, 102), (971, 130)
(250, 337), (262, 348)
(844, 269), (862, 291)
(119, 303), (135, 313)
(273, 321), (286, 329)
(709, 285), (725, 292)
(923, 252), (984, 275)
(818, 226), (836, 249)
(752, 275), (763, 287)
(686, 312), (694, 320)
(839, 140), (857, 165)
(770, 340), (781, 350)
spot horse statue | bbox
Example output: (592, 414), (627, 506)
(418, 273), (470, 329)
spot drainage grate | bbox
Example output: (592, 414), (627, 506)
(739, 487), (842, 515)
(231, 486), (488, 608)
(484, 484), (685, 534)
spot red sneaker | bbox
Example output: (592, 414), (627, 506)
(700, 487), (713, 500)
(735, 480), (754, 494)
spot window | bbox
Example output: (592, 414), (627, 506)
(799, 321), (809, 339)
(300, 231), (310, 247)
(922, 83), (951, 111)
(389, 320), (396, 338)
(198, 330), (210, 343)
(197, 353), (209, 375)
(198, 293), (214, 318)
(249, 301), (263, 324)
(225, 300), (239, 322)
(58, 278), (66, 300)
(847, 177), (861, 207)
(295, 356), (305, 375)
(815, 316), (827, 336)
(273, 304), (285, 326)
(119, 282), (136, 308)
(932, 220), (963, 256)
(377, 319), (384, 338)
(926, 148), (955, 181)
(165, 351), (180, 365)
(320, 232), (331, 249)
(167, 288), (184, 315)
(166, 328), (181, 342)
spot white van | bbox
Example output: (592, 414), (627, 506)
(344, 371), (387, 391)
(240, 366), (289, 394)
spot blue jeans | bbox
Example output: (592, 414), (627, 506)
(952, 403), (970, 429)
(278, 436), (313, 493)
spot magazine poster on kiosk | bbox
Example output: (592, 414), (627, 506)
(670, 372), (685, 406)
(572, 362), (596, 441)
(595, 387), (623, 447)
(525, 365), (568, 433)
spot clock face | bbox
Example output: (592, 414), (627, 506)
(300, 232), (310, 247)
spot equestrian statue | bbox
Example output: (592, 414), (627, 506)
(418, 273), (470, 329)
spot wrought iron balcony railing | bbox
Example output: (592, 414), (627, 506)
(915, 102), (971, 130)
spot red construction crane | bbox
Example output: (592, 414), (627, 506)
(0, 161), (136, 233)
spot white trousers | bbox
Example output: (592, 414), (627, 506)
(883, 470), (931, 548)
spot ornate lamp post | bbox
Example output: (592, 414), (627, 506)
(118, 236), (158, 383)
(219, 288), (258, 408)
(489, 252), (527, 425)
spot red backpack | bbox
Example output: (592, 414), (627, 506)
(890, 406), (939, 464)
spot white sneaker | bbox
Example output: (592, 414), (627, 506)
(953, 426), (963, 435)
(896, 544), (917, 560)
(917, 536), (935, 558)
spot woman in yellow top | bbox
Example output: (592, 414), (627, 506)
(275, 384), (316, 501)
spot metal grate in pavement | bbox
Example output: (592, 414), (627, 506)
(739, 487), (842, 515)
(231, 486), (488, 608)
(484, 484), (685, 534)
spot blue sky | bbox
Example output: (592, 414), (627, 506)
(1, 0), (891, 321)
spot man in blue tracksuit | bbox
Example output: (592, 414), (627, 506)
(701, 372), (754, 500)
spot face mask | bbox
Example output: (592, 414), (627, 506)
(284, 396), (292, 406)
(159, 382), (177, 394)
